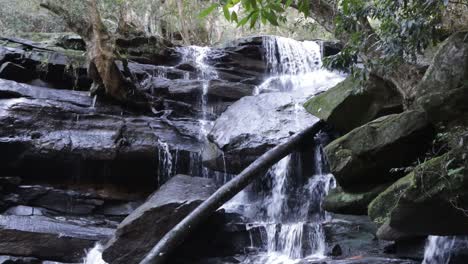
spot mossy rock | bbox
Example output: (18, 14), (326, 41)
(304, 75), (403, 133)
(324, 110), (434, 189)
(324, 184), (390, 215)
(368, 146), (468, 240)
(413, 31), (468, 124)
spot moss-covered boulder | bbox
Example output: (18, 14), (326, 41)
(368, 143), (468, 240)
(324, 110), (434, 189)
(304, 75), (403, 133)
(413, 31), (468, 124)
(323, 184), (390, 215)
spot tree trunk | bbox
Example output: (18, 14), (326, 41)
(40, 0), (133, 102)
(138, 121), (325, 264)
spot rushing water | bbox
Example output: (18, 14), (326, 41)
(223, 36), (344, 264)
(423, 236), (468, 264)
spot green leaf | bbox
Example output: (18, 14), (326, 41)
(263, 11), (279, 26)
(223, 5), (231, 21)
(231, 11), (238, 23)
(198, 3), (219, 19)
(237, 11), (254, 27)
(250, 11), (259, 28)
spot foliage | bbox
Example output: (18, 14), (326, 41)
(208, 0), (468, 78)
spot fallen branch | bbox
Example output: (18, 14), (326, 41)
(139, 120), (325, 264)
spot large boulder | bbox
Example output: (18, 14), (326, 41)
(102, 175), (263, 263)
(324, 110), (434, 189)
(102, 175), (216, 264)
(0, 215), (113, 262)
(413, 31), (468, 124)
(368, 143), (468, 240)
(304, 75), (403, 133)
(203, 92), (320, 173)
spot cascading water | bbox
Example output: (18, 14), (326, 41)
(224, 36), (344, 264)
(423, 236), (468, 264)
(82, 244), (107, 264)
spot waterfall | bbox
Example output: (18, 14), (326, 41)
(223, 36), (343, 263)
(423, 236), (468, 264)
(82, 244), (107, 264)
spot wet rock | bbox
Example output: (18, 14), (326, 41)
(304, 75), (403, 133)
(368, 148), (468, 240)
(0, 215), (113, 262)
(55, 35), (86, 51)
(413, 31), (468, 124)
(323, 214), (390, 258)
(4, 206), (46, 216)
(323, 184), (390, 215)
(0, 62), (34, 83)
(102, 175), (218, 264)
(0, 79), (202, 186)
(204, 92), (319, 173)
(13, 186), (104, 215)
(324, 110), (434, 189)
(0, 256), (41, 264)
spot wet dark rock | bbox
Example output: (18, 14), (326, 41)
(304, 75), (403, 133)
(0, 45), (89, 90)
(204, 93), (319, 173)
(55, 35), (86, 51)
(0, 62), (34, 83)
(102, 175), (218, 264)
(0, 215), (113, 262)
(323, 214), (390, 258)
(321, 41), (343, 57)
(0, 79), (202, 186)
(324, 110), (434, 189)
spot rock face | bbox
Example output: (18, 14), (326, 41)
(103, 175), (263, 264)
(0, 78), (202, 186)
(324, 110), (434, 189)
(103, 175), (217, 264)
(413, 31), (468, 124)
(368, 144), (468, 240)
(203, 92), (319, 173)
(0, 215), (113, 262)
(304, 75), (403, 133)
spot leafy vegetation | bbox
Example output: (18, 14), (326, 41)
(206, 0), (468, 77)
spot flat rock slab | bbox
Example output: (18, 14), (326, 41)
(102, 175), (217, 264)
(0, 215), (114, 262)
(203, 92), (319, 173)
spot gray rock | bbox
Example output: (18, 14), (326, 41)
(204, 92), (319, 173)
(102, 175), (218, 264)
(0, 79), (203, 186)
(324, 110), (434, 189)
(0, 215), (114, 262)
(304, 75), (403, 133)
(413, 31), (468, 124)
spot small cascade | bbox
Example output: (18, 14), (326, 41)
(423, 236), (468, 264)
(256, 36), (344, 96)
(82, 244), (107, 264)
(156, 139), (175, 184)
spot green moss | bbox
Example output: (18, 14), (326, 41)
(368, 173), (414, 225)
(303, 76), (358, 120)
